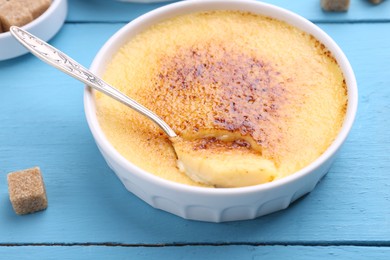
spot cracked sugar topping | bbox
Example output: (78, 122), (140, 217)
(150, 42), (291, 153)
(96, 10), (347, 186)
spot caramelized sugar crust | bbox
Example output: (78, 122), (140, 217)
(151, 42), (287, 154)
(96, 11), (347, 187)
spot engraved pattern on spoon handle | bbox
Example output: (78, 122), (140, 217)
(10, 26), (177, 138)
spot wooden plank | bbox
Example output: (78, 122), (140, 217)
(0, 22), (389, 244)
(0, 246), (390, 259)
(67, 0), (390, 23)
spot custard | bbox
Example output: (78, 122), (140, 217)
(95, 11), (347, 187)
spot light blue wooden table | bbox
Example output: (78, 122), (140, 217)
(1, 0), (390, 259)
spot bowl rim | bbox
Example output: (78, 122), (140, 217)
(0, 0), (64, 40)
(84, 0), (358, 195)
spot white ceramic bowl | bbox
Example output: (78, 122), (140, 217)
(0, 0), (67, 61)
(84, 0), (358, 222)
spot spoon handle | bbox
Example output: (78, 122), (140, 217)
(10, 26), (177, 138)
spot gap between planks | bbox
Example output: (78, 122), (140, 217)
(1, 242), (390, 247)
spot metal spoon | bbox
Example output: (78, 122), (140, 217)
(10, 26), (177, 138)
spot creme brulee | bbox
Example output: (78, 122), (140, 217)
(95, 11), (347, 188)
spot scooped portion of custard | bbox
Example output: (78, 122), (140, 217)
(95, 11), (347, 188)
(173, 137), (278, 187)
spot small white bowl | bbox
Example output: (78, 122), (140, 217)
(84, 0), (358, 222)
(0, 0), (67, 61)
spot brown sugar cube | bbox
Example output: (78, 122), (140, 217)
(18, 0), (52, 19)
(321, 0), (350, 12)
(0, 0), (5, 33)
(7, 167), (48, 215)
(0, 1), (33, 32)
(0, 0), (4, 33)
